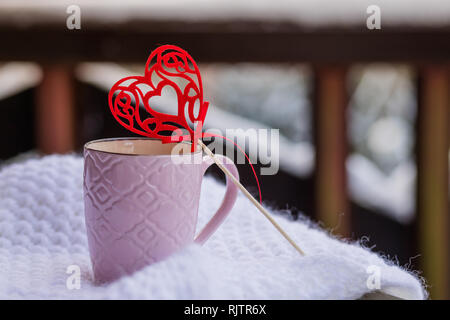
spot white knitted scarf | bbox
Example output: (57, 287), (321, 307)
(0, 155), (426, 299)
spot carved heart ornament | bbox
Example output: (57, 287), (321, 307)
(108, 45), (209, 147)
(108, 44), (262, 202)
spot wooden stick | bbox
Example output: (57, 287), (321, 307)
(198, 140), (305, 256)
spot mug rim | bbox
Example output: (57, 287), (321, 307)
(84, 137), (201, 157)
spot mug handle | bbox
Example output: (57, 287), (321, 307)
(194, 154), (239, 244)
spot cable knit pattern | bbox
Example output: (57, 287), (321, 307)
(0, 155), (426, 299)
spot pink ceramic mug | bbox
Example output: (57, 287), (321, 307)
(83, 138), (238, 283)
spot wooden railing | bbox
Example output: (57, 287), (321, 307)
(1, 19), (449, 298)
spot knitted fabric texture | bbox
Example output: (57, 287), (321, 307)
(0, 155), (426, 299)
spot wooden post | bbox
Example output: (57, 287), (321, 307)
(35, 65), (75, 154)
(417, 66), (449, 299)
(314, 66), (350, 237)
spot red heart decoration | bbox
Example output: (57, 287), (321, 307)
(108, 45), (209, 146)
(108, 44), (263, 203)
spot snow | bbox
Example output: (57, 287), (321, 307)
(0, 1), (449, 28)
(347, 155), (416, 224)
(0, 63), (41, 100)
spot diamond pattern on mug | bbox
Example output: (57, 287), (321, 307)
(136, 190), (156, 208)
(105, 199), (144, 234)
(92, 183), (111, 205)
(126, 222), (156, 249)
(92, 216), (117, 244)
(84, 153), (102, 183)
(105, 161), (143, 195)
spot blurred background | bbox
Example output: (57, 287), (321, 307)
(0, 1), (449, 299)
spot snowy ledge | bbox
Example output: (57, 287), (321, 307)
(0, 0), (449, 29)
(0, 63), (41, 100)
